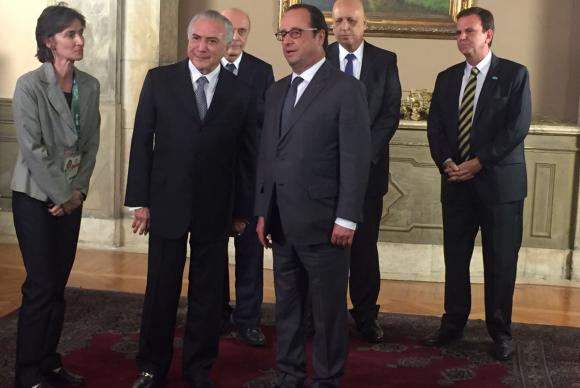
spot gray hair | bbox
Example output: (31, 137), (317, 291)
(186, 10), (233, 47)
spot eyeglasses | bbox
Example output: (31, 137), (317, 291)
(274, 28), (319, 41)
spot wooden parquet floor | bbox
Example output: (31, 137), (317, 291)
(1, 243), (579, 328)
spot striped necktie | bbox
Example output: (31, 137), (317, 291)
(458, 67), (480, 161)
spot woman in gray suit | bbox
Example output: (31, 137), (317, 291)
(11, 4), (100, 388)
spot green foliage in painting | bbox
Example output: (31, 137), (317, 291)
(301, 0), (448, 15)
(402, 0), (448, 12)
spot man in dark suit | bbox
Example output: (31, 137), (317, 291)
(220, 7), (275, 347)
(424, 6), (531, 361)
(125, 10), (256, 388)
(255, 4), (370, 387)
(326, 0), (401, 343)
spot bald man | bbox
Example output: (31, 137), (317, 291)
(326, 0), (401, 343)
(220, 7), (275, 347)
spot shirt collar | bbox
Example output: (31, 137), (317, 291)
(464, 50), (492, 77)
(188, 60), (221, 84)
(292, 57), (326, 83)
(338, 40), (364, 62)
(220, 51), (243, 69)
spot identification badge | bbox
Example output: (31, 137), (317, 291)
(64, 151), (81, 182)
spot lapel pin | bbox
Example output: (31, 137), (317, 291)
(491, 76), (499, 80)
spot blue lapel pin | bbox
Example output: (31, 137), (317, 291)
(491, 76), (498, 80)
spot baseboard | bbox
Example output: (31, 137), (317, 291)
(0, 211), (578, 287)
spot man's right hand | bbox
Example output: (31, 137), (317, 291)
(256, 216), (272, 249)
(443, 160), (460, 177)
(132, 207), (150, 235)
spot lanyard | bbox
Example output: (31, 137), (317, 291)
(71, 78), (81, 134)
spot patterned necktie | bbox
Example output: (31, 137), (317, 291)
(225, 63), (236, 74)
(280, 76), (304, 133)
(458, 67), (480, 161)
(344, 53), (356, 77)
(195, 76), (208, 120)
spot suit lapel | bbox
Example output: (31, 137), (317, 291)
(274, 76), (291, 142)
(75, 68), (91, 137)
(279, 62), (330, 140)
(204, 66), (229, 123)
(359, 57), (372, 85)
(473, 54), (500, 124)
(449, 65), (463, 140)
(326, 44), (340, 69)
(237, 54), (251, 80)
(43, 63), (75, 133)
(359, 42), (373, 96)
(171, 60), (200, 122)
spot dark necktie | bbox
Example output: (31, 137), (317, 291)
(458, 67), (480, 161)
(225, 63), (236, 74)
(344, 53), (356, 77)
(195, 76), (208, 120)
(280, 76), (304, 132)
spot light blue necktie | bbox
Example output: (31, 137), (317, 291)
(195, 76), (208, 120)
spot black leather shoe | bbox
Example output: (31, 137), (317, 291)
(131, 372), (155, 388)
(358, 320), (384, 343)
(422, 329), (463, 346)
(17, 382), (54, 388)
(44, 367), (84, 386)
(493, 339), (515, 361)
(238, 327), (267, 347)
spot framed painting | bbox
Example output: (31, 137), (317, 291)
(279, 0), (474, 39)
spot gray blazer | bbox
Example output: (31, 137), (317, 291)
(11, 62), (100, 204)
(255, 61), (371, 244)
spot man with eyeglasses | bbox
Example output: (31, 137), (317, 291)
(219, 7), (274, 348)
(326, 0), (402, 344)
(255, 4), (370, 387)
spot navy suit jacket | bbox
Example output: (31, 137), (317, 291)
(326, 41), (401, 197)
(236, 52), (275, 135)
(427, 54), (532, 204)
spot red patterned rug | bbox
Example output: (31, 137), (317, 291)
(0, 288), (578, 387)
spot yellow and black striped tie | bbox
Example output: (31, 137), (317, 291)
(458, 67), (480, 161)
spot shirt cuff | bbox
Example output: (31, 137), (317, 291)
(335, 217), (357, 231)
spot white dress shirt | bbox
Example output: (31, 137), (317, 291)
(290, 57), (357, 231)
(189, 60), (220, 108)
(458, 50), (492, 114)
(338, 41), (365, 80)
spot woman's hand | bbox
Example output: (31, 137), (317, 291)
(62, 190), (84, 214)
(48, 203), (65, 217)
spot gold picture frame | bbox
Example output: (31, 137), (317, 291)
(279, 0), (474, 39)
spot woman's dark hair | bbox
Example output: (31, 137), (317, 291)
(286, 3), (328, 48)
(35, 2), (86, 63)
